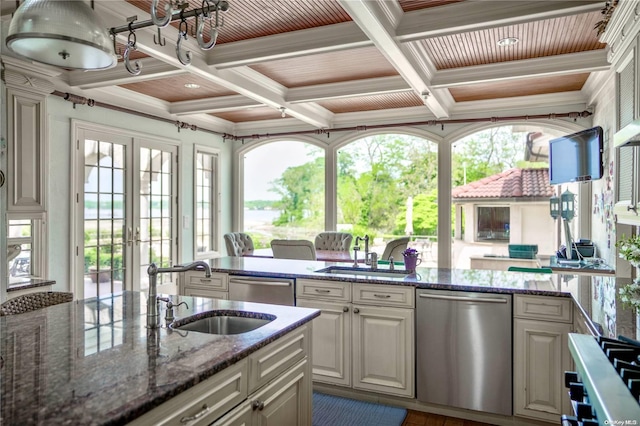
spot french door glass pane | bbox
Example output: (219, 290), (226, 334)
(138, 147), (174, 289)
(84, 139), (127, 299)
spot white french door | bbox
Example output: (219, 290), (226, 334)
(73, 124), (179, 299)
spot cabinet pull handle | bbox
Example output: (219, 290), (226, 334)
(353, 308), (360, 313)
(343, 306), (349, 312)
(314, 289), (331, 293)
(180, 404), (210, 423)
(252, 400), (265, 411)
(199, 278), (212, 282)
(374, 294), (391, 298)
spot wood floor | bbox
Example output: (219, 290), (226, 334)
(402, 410), (495, 426)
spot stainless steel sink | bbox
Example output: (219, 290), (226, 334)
(314, 266), (411, 278)
(170, 311), (276, 335)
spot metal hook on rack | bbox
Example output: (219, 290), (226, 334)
(124, 22), (141, 75)
(151, 0), (172, 28)
(153, 26), (166, 46)
(176, 18), (192, 66)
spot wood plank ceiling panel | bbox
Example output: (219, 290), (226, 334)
(127, 0), (352, 44)
(421, 11), (607, 70)
(449, 73), (590, 102)
(250, 47), (399, 87)
(120, 74), (236, 102)
(318, 92), (423, 113)
(211, 106), (281, 122)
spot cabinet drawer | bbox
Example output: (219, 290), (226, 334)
(182, 271), (228, 291)
(129, 358), (248, 426)
(297, 279), (350, 302)
(352, 283), (415, 308)
(514, 295), (572, 323)
(183, 288), (228, 300)
(248, 325), (309, 393)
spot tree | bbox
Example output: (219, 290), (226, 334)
(270, 156), (325, 227)
(452, 127), (525, 187)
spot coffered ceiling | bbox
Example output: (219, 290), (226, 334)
(1, 0), (612, 135)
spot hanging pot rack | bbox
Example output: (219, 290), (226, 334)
(109, 0), (229, 76)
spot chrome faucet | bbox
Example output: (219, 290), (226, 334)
(146, 261), (211, 329)
(354, 235), (369, 267)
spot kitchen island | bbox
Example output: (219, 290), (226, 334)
(0, 291), (319, 425)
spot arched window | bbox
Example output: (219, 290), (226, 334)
(243, 141), (325, 248)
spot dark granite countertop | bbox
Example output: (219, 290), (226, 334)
(200, 257), (638, 341)
(0, 291), (319, 425)
(7, 277), (56, 292)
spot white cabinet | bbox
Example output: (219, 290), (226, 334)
(179, 271), (229, 299)
(216, 359), (311, 426)
(296, 279), (415, 398)
(132, 325), (311, 426)
(3, 59), (56, 213)
(514, 295), (573, 422)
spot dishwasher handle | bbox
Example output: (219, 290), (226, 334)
(229, 277), (293, 287)
(418, 293), (508, 303)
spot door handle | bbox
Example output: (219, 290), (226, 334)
(126, 227), (133, 246)
(135, 227), (141, 245)
(418, 293), (508, 303)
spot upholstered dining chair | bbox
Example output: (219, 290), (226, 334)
(271, 239), (317, 260)
(314, 232), (353, 252)
(381, 237), (411, 261)
(0, 291), (74, 316)
(224, 232), (255, 257)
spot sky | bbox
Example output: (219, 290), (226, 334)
(244, 141), (321, 201)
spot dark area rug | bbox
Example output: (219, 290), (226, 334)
(312, 392), (407, 426)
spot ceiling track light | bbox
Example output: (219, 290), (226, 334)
(6, 0), (230, 74)
(279, 107), (287, 118)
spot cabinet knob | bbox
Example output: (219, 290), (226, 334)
(343, 306), (349, 312)
(252, 400), (265, 411)
(353, 308), (360, 314)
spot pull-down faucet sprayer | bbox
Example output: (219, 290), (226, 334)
(146, 261), (211, 329)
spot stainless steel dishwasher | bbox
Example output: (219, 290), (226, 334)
(228, 276), (295, 306)
(416, 289), (512, 416)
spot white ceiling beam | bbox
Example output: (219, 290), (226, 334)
(431, 50), (611, 88)
(338, 0), (450, 118)
(170, 95), (262, 115)
(209, 22), (371, 69)
(287, 76), (410, 103)
(397, 0), (605, 42)
(67, 58), (186, 89)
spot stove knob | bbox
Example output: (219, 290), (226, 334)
(564, 371), (579, 388)
(576, 402), (595, 421)
(569, 382), (585, 401)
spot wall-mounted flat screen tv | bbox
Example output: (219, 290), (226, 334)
(549, 126), (604, 185)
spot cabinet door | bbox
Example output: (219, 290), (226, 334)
(514, 319), (572, 422)
(250, 359), (311, 426)
(212, 401), (252, 426)
(296, 299), (351, 386)
(352, 305), (414, 398)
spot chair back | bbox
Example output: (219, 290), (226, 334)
(271, 239), (317, 260)
(1, 291), (73, 316)
(314, 232), (353, 251)
(381, 237), (411, 260)
(224, 232), (255, 257)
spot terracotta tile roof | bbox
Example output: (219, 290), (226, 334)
(452, 168), (554, 200)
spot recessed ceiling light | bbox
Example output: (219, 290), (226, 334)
(184, 83), (201, 89)
(497, 37), (519, 47)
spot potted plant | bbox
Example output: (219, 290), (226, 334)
(616, 234), (640, 310)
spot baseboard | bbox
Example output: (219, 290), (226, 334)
(312, 383), (555, 426)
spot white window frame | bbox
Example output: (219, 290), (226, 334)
(193, 145), (221, 259)
(7, 212), (47, 283)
